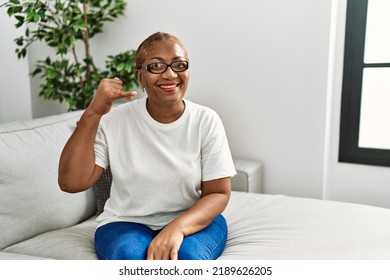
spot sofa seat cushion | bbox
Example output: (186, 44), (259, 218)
(4, 216), (99, 260)
(0, 252), (52, 260)
(220, 191), (390, 259)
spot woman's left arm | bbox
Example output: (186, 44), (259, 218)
(146, 177), (231, 260)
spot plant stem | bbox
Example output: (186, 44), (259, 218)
(83, 3), (91, 87)
(72, 44), (84, 93)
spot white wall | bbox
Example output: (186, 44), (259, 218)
(2, 0), (389, 208)
(0, 13), (32, 123)
(323, 0), (390, 209)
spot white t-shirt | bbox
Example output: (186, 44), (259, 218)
(94, 97), (236, 230)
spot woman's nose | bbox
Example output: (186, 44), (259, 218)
(161, 66), (177, 79)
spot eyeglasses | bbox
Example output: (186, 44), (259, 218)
(138, 61), (189, 74)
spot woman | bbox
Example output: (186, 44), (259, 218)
(58, 32), (236, 260)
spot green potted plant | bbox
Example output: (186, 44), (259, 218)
(1, 0), (140, 111)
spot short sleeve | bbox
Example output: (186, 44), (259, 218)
(201, 111), (236, 181)
(94, 124), (109, 169)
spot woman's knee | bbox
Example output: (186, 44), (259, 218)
(94, 222), (155, 260)
(105, 241), (148, 260)
(178, 215), (228, 260)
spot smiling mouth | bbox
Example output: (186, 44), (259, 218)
(159, 83), (178, 90)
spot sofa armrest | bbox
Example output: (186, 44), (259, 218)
(231, 158), (263, 193)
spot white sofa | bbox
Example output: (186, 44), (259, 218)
(1, 110), (390, 260)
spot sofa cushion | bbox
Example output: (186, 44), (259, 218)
(0, 252), (52, 260)
(4, 216), (98, 260)
(0, 111), (96, 249)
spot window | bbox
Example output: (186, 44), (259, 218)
(339, 0), (390, 167)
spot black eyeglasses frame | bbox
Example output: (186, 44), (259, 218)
(138, 61), (189, 74)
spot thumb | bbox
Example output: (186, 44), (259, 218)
(120, 90), (137, 101)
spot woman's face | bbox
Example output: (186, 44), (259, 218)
(137, 39), (189, 106)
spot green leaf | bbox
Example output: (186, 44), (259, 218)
(15, 15), (25, 28)
(33, 13), (41, 24)
(26, 11), (35, 22)
(14, 36), (23, 46)
(18, 48), (26, 58)
(125, 62), (132, 72)
(7, 7), (15, 17)
(54, 1), (63, 10)
(15, 15), (24, 22)
(72, 22), (86, 32)
(31, 68), (42, 76)
(117, 63), (125, 71)
(65, 35), (76, 46)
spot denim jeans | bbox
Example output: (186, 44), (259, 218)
(94, 214), (228, 260)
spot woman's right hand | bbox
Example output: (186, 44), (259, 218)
(88, 77), (137, 116)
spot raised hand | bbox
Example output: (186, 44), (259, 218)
(88, 77), (137, 116)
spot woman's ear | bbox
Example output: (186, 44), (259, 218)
(136, 70), (143, 84)
(136, 71), (145, 92)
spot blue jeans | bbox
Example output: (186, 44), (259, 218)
(94, 214), (228, 260)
